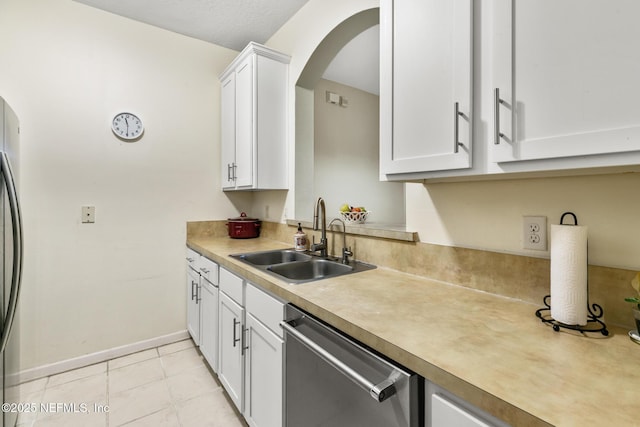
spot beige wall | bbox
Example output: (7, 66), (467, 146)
(407, 173), (640, 270)
(313, 78), (404, 224)
(0, 0), (241, 369)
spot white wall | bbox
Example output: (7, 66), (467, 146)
(255, 0), (380, 222)
(0, 0), (240, 369)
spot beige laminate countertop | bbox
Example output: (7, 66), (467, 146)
(187, 236), (638, 427)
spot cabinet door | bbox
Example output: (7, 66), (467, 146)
(380, 0), (473, 176)
(492, 0), (640, 163)
(218, 291), (245, 412)
(234, 55), (255, 188)
(221, 73), (237, 189)
(431, 393), (492, 427)
(200, 280), (218, 372)
(244, 313), (283, 427)
(426, 382), (511, 427)
(186, 265), (201, 345)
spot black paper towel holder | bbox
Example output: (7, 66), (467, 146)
(535, 212), (609, 336)
(535, 295), (608, 335)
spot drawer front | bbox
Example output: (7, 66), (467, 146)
(186, 247), (200, 270)
(199, 256), (219, 286)
(219, 267), (244, 305)
(245, 282), (285, 338)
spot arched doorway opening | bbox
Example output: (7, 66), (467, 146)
(294, 8), (405, 226)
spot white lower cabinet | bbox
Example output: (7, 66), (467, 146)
(199, 281), (219, 371)
(426, 381), (510, 427)
(218, 290), (245, 411)
(198, 256), (219, 371)
(186, 248), (201, 345)
(244, 313), (282, 427)
(244, 283), (284, 427)
(186, 247), (220, 362)
(217, 267), (285, 426)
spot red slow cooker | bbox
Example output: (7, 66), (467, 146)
(226, 212), (261, 239)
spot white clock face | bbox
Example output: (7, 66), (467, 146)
(112, 112), (144, 140)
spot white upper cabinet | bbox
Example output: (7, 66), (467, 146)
(380, 0), (473, 179)
(380, 1), (640, 182)
(220, 72), (236, 188)
(492, 0), (640, 163)
(219, 42), (290, 191)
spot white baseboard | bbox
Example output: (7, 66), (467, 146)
(18, 330), (190, 384)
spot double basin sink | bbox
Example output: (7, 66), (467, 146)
(230, 249), (375, 284)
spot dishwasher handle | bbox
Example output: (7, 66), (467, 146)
(280, 319), (397, 403)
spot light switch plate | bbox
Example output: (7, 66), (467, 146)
(82, 206), (95, 223)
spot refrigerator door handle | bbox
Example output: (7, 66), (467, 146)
(0, 152), (23, 353)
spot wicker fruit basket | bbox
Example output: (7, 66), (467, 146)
(340, 211), (369, 224)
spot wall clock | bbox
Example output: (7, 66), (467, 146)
(111, 112), (144, 140)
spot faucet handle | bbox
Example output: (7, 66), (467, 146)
(342, 246), (353, 264)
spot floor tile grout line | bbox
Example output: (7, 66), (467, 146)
(28, 339), (222, 427)
(110, 344), (196, 426)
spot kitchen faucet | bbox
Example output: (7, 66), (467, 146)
(328, 218), (352, 264)
(310, 197), (328, 257)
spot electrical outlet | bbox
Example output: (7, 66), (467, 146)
(523, 216), (546, 250)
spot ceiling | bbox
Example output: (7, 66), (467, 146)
(73, 0), (311, 51)
(73, 0), (379, 95)
(322, 25), (379, 95)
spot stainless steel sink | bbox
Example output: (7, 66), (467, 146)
(230, 249), (375, 284)
(235, 249), (311, 266)
(268, 258), (353, 282)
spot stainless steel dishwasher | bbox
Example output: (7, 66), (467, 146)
(281, 304), (422, 427)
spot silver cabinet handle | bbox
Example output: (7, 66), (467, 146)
(454, 102), (464, 153)
(242, 327), (249, 355)
(199, 267), (210, 274)
(186, 257), (195, 263)
(494, 88), (506, 145)
(0, 152), (23, 353)
(227, 163), (232, 181)
(232, 318), (241, 347)
(281, 319), (397, 403)
(191, 280), (196, 300)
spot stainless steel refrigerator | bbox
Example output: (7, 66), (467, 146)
(0, 97), (23, 427)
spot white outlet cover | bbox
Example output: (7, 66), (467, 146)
(523, 215), (547, 250)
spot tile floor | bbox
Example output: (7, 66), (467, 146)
(15, 339), (247, 427)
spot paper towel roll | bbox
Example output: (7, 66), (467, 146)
(550, 224), (588, 325)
